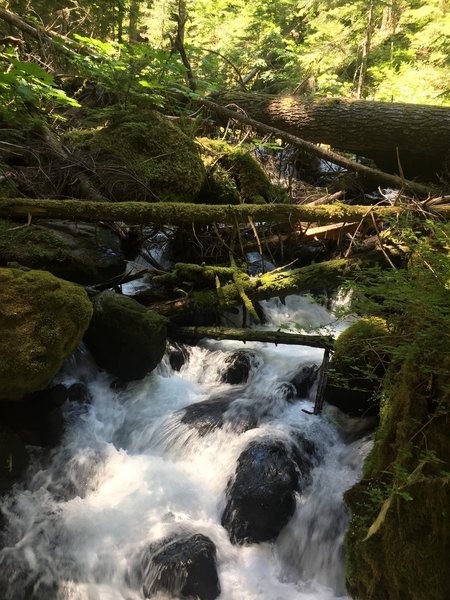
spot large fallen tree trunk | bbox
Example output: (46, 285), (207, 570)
(1, 198), (449, 225)
(212, 92), (450, 176)
(198, 99), (434, 196)
(169, 326), (334, 349)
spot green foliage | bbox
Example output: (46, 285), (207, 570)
(68, 36), (192, 108)
(0, 46), (80, 116)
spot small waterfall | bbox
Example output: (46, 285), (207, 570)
(0, 295), (371, 600)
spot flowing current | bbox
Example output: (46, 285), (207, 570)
(0, 295), (371, 600)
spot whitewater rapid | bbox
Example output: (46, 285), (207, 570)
(0, 295), (371, 600)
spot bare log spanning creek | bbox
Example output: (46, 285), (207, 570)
(0, 289), (372, 600)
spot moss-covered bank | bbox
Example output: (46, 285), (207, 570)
(344, 223), (450, 600)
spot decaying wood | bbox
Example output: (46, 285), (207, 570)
(169, 325), (334, 349)
(198, 98), (435, 197)
(211, 92), (450, 173)
(1, 198), (449, 226)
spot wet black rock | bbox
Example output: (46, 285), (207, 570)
(67, 382), (92, 405)
(221, 438), (314, 544)
(168, 343), (189, 372)
(0, 431), (29, 492)
(0, 385), (69, 448)
(138, 533), (221, 600)
(221, 350), (261, 385)
(291, 365), (318, 398)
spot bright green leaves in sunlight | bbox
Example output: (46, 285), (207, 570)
(0, 48), (80, 114)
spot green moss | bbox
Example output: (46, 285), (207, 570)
(0, 219), (126, 285)
(63, 110), (205, 202)
(197, 138), (287, 204)
(0, 219), (71, 267)
(345, 352), (450, 600)
(84, 291), (168, 380)
(0, 268), (93, 400)
(332, 317), (391, 386)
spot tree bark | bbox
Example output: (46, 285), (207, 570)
(169, 326), (334, 349)
(1, 198), (449, 226)
(211, 92), (450, 173)
(198, 98), (433, 196)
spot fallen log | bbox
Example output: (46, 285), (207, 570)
(211, 92), (450, 176)
(1, 198), (449, 226)
(148, 258), (355, 317)
(198, 98), (434, 197)
(169, 326), (334, 350)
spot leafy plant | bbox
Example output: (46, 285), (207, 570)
(0, 47), (80, 115)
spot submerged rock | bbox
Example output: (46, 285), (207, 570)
(137, 533), (221, 600)
(0, 268), (93, 401)
(84, 291), (167, 381)
(221, 438), (315, 544)
(290, 364), (318, 398)
(181, 390), (257, 436)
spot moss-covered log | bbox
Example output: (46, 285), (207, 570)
(169, 325), (334, 349)
(1, 198), (449, 226)
(148, 258), (354, 317)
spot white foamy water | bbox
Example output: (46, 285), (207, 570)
(0, 295), (370, 600)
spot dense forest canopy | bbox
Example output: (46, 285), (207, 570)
(1, 0), (449, 109)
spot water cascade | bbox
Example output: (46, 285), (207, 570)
(0, 295), (372, 600)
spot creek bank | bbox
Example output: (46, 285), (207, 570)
(0, 109), (206, 203)
(0, 219), (126, 285)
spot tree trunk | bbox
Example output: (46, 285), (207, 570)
(212, 92), (450, 176)
(128, 0), (140, 42)
(1, 198), (449, 226)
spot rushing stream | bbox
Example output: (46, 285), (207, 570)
(0, 295), (372, 600)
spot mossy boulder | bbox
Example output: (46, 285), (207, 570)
(197, 138), (287, 204)
(325, 317), (391, 416)
(84, 291), (168, 381)
(63, 110), (205, 202)
(0, 268), (93, 401)
(0, 219), (126, 285)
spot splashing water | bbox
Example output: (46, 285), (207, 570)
(0, 295), (371, 600)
